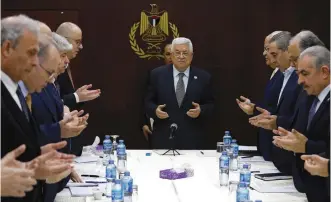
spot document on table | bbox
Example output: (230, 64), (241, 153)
(69, 187), (93, 197)
(251, 178), (299, 193)
(74, 156), (100, 163)
(239, 146), (257, 151)
(239, 156), (265, 162)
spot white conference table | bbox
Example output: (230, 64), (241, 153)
(55, 149), (308, 202)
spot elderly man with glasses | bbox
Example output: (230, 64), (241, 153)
(145, 37), (214, 150)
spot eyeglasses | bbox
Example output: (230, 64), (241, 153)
(40, 64), (56, 80)
(173, 51), (190, 58)
(64, 37), (82, 47)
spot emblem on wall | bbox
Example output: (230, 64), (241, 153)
(129, 4), (180, 60)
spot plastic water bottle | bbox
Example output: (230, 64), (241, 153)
(103, 135), (112, 165)
(122, 171), (133, 197)
(112, 179), (124, 202)
(236, 182), (249, 202)
(117, 140), (126, 155)
(240, 163), (251, 186)
(223, 131), (232, 151)
(230, 139), (239, 171)
(219, 151), (229, 186)
(117, 140), (127, 174)
(104, 135), (112, 154)
(106, 181), (112, 198)
(106, 160), (116, 183)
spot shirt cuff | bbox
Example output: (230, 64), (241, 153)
(74, 93), (80, 103)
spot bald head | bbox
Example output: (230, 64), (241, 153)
(38, 21), (52, 36)
(56, 22), (82, 59)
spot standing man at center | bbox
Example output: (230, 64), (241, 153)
(145, 37), (214, 149)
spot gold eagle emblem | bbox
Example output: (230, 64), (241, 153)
(129, 4), (180, 60)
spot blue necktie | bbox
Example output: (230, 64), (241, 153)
(307, 97), (319, 130)
(16, 87), (30, 122)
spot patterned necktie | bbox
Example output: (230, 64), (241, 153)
(307, 97), (319, 130)
(176, 73), (185, 107)
(16, 87), (30, 122)
(25, 93), (32, 112)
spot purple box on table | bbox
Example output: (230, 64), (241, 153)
(160, 169), (187, 180)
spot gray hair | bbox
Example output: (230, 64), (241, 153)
(291, 30), (325, 52)
(269, 31), (292, 51)
(1, 14), (40, 48)
(299, 46), (330, 69)
(171, 37), (193, 52)
(51, 32), (72, 52)
(38, 35), (53, 63)
(267, 31), (282, 39)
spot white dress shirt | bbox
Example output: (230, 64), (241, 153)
(1, 70), (22, 110)
(277, 66), (296, 105)
(315, 84), (330, 113)
(173, 65), (190, 92)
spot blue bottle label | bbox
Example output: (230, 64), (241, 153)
(220, 157), (229, 168)
(233, 145), (239, 156)
(112, 189), (123, 200)
(224, 137), (231, 145)
(240, 173), (251, 183)
(236, 191), (249, 202)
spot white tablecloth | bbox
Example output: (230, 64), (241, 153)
(55, 150), (308, 202)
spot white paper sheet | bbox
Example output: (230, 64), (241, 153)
(74, 156), (100, 163)
(69, 187), (93, 197)
(251, 178), (300, 193)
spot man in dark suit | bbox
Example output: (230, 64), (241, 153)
(142, 43), (172, 145)
(273, 46), (330, 202)
(249, 31), (303, 174)
(56, 22), (100, 155)
(55, 22), (101, 111)
(236, 31), (284, 161)
(145, 37), (214, 149)
(30, 32), (88, 202)
(1, 15), (74, 202)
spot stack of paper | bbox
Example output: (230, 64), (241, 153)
(251, 178), (299, 193)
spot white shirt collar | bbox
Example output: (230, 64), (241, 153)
(317, 84), (330, 103)
(173, 65), (190, 78)
(283, 66), (295, 77)
(18, 81), (29, 98)
(1, 70), (18, 95)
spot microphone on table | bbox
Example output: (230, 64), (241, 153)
(169, 123), (178, 139)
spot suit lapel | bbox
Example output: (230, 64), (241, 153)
(1, 82), (39, 150)
(39, 88), (58, 122)
(308, 92), (330, 133)
(166, 65), (180, 108)
(182, 67), (196, 107)
(276, 71), (297, 112)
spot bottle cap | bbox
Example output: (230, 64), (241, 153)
(231, 139), (237, 143)
(119, 140), (124, 143)
(109, 160), (114, 164)
(222, 151), (228, 155)
(105, 135), (110, 139)
(124, 171), (130, 176)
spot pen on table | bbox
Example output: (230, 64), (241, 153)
(200, 151), (204, 155)
(251, 171), (260, 173)
(241, 155), (254, 159)
(81, 174), (99, 178)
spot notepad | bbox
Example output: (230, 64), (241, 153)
(69, 187), (93, 197)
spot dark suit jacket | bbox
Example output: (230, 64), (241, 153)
(57, 69), (84, 156)
(31, 84), (63, 145)
(31, 83), (69, 202)
(145, 65), (214, 149)
(270, 71), (302, 174)
(56, 68), (83, 111)
(1, 82), (43, 202)
(256, 69), (284, 161)
(292, 93), (330, 202)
